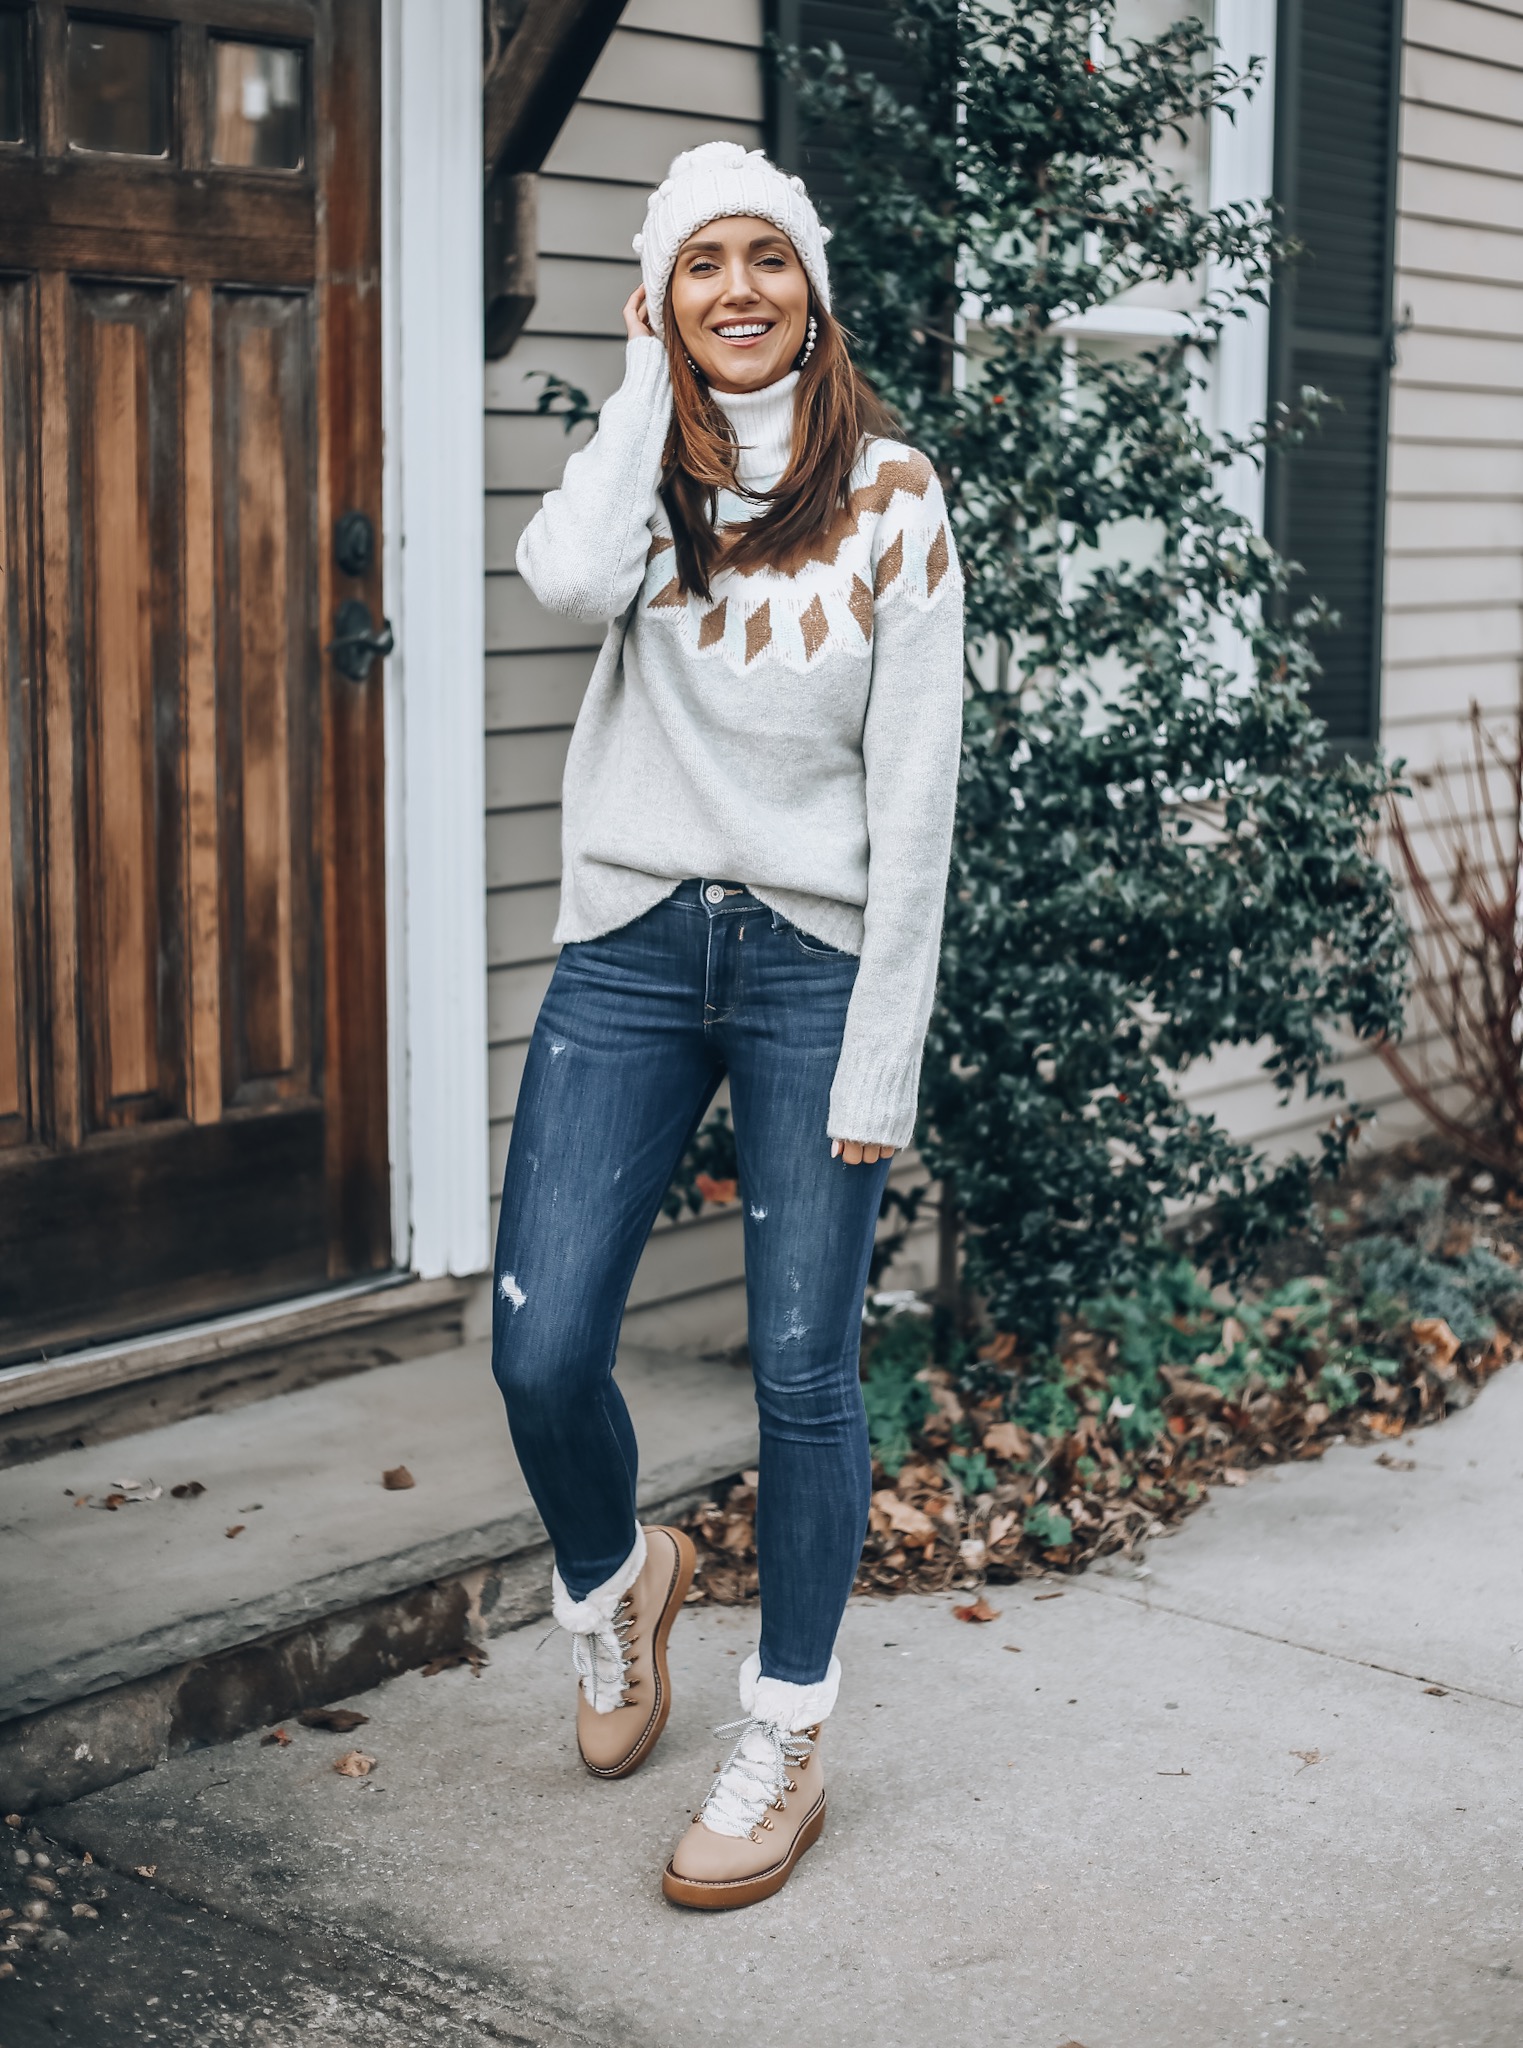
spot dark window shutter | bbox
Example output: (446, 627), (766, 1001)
(1267, 0), (1404, 746)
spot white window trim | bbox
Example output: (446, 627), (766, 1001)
(1205, 0), (1276, 533)
(380, 0), (490, 1279)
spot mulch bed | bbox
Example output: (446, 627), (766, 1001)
(677, 1147), (1522, 1605)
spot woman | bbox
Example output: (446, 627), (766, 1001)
(493, 141), (964, 1909)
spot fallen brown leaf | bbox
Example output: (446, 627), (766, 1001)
(1034, 1591), (1065, 1602)
(1375, 1451), (1417, 1472)
(1423, 1685), (1449, 1697)
(1290, 1748), (1322, 1770)
(1220, 1469), (1246, 1486)
(869, 1489), (938, 1542)
(420, 1644), (487, 1677)
(982, 1420), (1031, 1461)
(170, 1481), (206, 1499)
(1003, 1643), (1022, 1654)
(297, 1707), (370, 1733)
(0, 1961), (13, 1979)
(225, 1524), (245, 1539)
(102, 1493), (127, 1511)
(72, 1495), (91, 1509)
(1411, 1316), (1460, 1367)
(4, 1815), (21, 1828)
(1365, 1412), (1407, 1439)
(260, 1727), (292, 1747)
(71, 1903), (98, 1920)
(952, 1597), (1001, 1623)
(333, 1750), (376, 1778)
(134, 1865), (157, 1879)
(382, 1465), (415, 1491)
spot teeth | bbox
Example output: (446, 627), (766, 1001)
(715, 323), (771, 339)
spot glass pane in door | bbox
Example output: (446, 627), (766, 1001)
(0, 11), (28, 146)
(212, 41), (304, 170)
(67, 18), (170, 157)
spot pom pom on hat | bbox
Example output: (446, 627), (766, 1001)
(634, 141), (832, 332)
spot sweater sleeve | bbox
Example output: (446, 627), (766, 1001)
(827, 466), (965, 1151)
(515, 337), (672, 623)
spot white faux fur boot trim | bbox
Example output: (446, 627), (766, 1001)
(550, 1526), (648, 1635)
(738, 1651), (841, 1730)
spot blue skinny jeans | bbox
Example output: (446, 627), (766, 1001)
(490, 879), (891, 1686)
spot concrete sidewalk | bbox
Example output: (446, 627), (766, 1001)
(29, 1367), (1523, 2048)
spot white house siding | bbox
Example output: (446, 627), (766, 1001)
(482, 0), (767, 1349)
(1182, 0), (1523, 1169)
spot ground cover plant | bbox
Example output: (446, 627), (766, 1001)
(679, 1160), (1523, 1604)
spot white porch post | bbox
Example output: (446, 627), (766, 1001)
(381, 0), (490, 1278)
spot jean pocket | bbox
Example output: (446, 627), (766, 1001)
(785, 922), (850, 960)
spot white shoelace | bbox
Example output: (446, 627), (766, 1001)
(698, 1717), (816, 1840)
(572, 1596), (635, 1711)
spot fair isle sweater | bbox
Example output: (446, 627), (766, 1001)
(516, 337), (965, 1150)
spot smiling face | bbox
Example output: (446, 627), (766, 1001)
(665, 215), (811, 394)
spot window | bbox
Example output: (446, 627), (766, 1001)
(66, 16), (171, 159)
(0, 7), (29, 147)
(211, 40), (305, 171)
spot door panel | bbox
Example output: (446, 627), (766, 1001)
(0, 0), (389, 1364)
(75, 282), (185, 1131)
(215, 291), (315, 1109)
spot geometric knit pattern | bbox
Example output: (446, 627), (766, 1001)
(641, 444), (958, 675)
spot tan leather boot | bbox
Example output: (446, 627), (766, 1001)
(662, 1654), (838, 1910)
(561, 1525), (696, 1780)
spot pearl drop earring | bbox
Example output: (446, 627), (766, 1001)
(798, 314), (818, 367)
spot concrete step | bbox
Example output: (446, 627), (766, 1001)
(0, 1273), (477, 1468)
(0, 1341), (758, 1813)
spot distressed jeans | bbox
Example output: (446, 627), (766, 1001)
(490, 879), (891, 1686)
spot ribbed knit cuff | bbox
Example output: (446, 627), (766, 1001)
(551, 1526), (647, 1631)
(828, 1047), (922, 1152)
(739, 1652), (842, 1729)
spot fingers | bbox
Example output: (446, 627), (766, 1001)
(830, 1139), (897, 1166)
(622, 284), (654, 339)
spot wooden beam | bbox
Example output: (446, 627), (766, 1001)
(482, 0), (629, 181)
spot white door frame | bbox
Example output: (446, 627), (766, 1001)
(380, 0), (490, 1279)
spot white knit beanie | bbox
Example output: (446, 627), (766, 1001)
(633, 141), (833, 335)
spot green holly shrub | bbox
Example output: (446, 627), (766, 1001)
(779, 0), (1408, 1341)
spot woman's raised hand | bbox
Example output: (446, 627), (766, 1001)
(831, 1139), (896, 1166)
(623, 284), (656, 341)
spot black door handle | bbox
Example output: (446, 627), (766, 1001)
(328, 598), (395, 682)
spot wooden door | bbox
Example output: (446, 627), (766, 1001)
(0, 0), (390, 1363)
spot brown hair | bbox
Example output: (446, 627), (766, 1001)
(660, 300), (902, 602)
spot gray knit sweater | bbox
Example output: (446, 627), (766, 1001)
(516, 337), (964, 1149)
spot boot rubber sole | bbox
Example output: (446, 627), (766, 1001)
(579, 1525), (696, 1781)
(661, 1795), (827, 1910)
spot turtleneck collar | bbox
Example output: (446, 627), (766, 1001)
(711, 371), (798, 493)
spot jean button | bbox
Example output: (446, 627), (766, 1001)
(703, 882), (725, 905)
